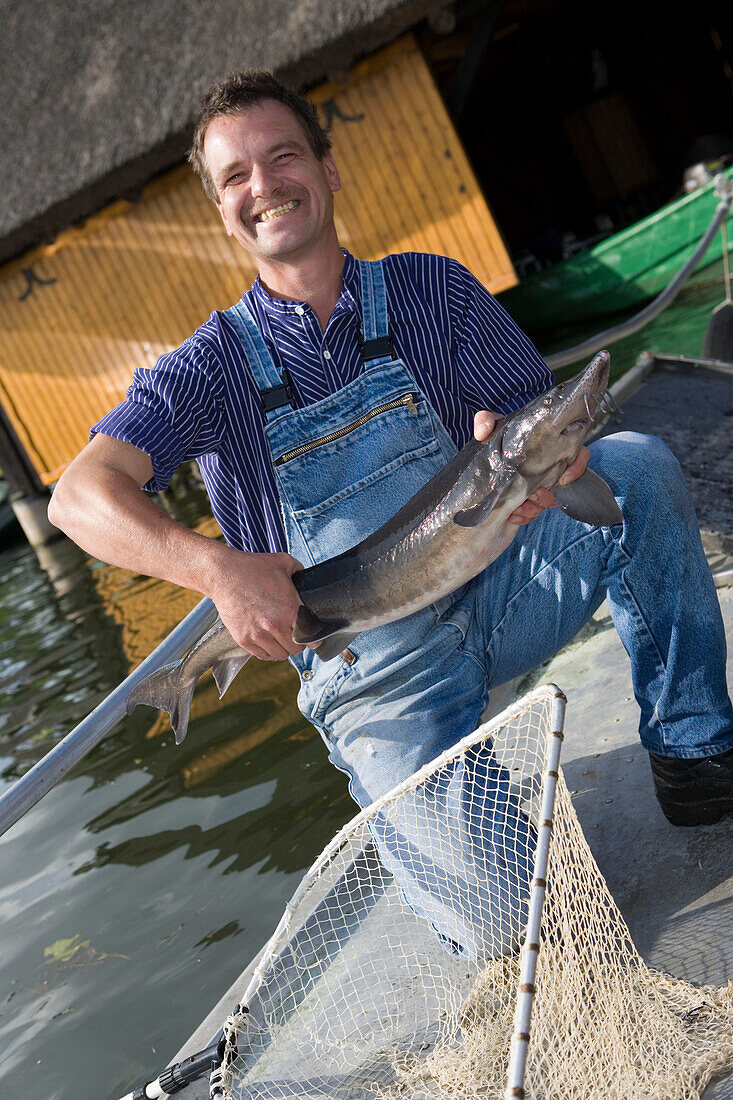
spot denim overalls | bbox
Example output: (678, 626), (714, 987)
(225, 260), (535, 959)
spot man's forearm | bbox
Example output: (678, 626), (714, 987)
(48, 463), (225, 596)
(49, 441), (306, 661)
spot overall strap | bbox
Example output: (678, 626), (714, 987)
(224, 299), (296, 420)
(357, 259), (397, 366)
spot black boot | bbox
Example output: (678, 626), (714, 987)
(649, 744), (733, 826)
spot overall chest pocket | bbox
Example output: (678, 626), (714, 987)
(273, 388), (449, 564)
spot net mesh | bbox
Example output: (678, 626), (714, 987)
(211, 685), (733, 1100)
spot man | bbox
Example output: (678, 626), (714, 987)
(49, 72), (733, 848)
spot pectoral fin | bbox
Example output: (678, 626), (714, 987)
(293, 606), (358, 663)
(294, 604), (350, 644)
(553, 469), (623, 526)
(310, 632), (359, 663)
(453, 475), (512, 529)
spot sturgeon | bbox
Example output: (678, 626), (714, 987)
(127, 351), (622, 743)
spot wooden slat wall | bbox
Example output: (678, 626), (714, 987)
(310, 38), (515, 291)
(0, 35), (515, 484)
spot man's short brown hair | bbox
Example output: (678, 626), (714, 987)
(189, 71), (332, 201)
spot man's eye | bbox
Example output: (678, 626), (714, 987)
(275, 153), (295, 163)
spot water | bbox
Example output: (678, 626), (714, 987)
(0, 496), (352, 1099)
(0, 258), (728, 1100)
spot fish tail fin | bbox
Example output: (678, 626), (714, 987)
(211, 652), (252, 698)
(126, 659), (196, 745)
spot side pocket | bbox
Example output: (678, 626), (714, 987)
(434, 582), (474, 643)
(298, 655), (355, 729)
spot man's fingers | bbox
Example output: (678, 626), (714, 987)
(474, 410), (498, 441)
(508, 486), (556, 525)
(558, 445), (590, 486)
(246, 643), (278, 662)
(250, 636), (304, 661)
(508, 503), (543, 525)
(262, 625), (306, 660)
(227, 616), (305, 661)
(209, 549), (309, 662)
(536, 487), (556, 510)
(279, 553), (305, 578)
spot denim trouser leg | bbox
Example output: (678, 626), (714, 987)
(314, 612), (536, 961)
(463, 431), (733, 758)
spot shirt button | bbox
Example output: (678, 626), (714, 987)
(323, 350), (332, 359)
(302, 669), (314, 681)
(294, 305), (305, 316)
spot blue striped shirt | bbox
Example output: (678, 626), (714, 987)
(91, 250), (553, 553)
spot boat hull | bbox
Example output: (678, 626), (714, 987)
(498, 165), (733, 332)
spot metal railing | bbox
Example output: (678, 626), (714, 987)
(0, 597), (218, 838)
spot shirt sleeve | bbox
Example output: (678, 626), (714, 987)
(90, 336), (225, 491)
(448, 260), (555, 415)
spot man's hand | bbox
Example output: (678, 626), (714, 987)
(205, 547), (308, 661)
(473, 410), (590, 527)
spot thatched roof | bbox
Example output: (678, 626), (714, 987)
(1, 0), (450, 265)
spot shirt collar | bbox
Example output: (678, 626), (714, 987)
(248, 249), (360, 319)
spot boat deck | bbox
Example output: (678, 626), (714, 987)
(171, 354), (733, 1099)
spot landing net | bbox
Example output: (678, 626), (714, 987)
(210, 684), (733, 1100)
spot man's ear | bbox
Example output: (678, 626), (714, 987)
(323, 152), (341, 194)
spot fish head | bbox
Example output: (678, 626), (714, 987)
(500, 350), (611, 478)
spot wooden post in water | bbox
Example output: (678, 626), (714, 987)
(0, 398), (60, 546)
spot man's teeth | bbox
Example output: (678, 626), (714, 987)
(257, 200), (298, 222)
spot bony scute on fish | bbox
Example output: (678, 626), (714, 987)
(126, 351), (622, 743)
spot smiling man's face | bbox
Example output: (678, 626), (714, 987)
(204, 99), (341, 269)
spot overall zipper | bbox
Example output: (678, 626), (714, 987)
(274, 392), (419, 466)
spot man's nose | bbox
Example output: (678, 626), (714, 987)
(249, 162), (280, 197)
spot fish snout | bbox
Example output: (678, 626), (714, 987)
(571, 350), (611, 400)
(556, 351), (612, 434)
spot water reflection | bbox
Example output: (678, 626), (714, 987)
(79, 667), (350, 878)
(0, 538), (129, 779)
(0, 474), (351, 1100)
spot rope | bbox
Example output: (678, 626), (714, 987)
(546, 173), (733, 370)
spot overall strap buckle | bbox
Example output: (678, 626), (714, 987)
(356, 325), (397, 363)
(260, 369), (297, 418)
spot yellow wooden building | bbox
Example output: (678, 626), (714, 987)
(0, 36), (515, 487)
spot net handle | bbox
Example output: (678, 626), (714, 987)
(504, 687), (567, 1098)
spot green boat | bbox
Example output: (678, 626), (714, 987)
(498, 164), (733, 333)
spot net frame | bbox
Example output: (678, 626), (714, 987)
(208, 683), (733, 1100)
(209, 683), (567, 1100)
